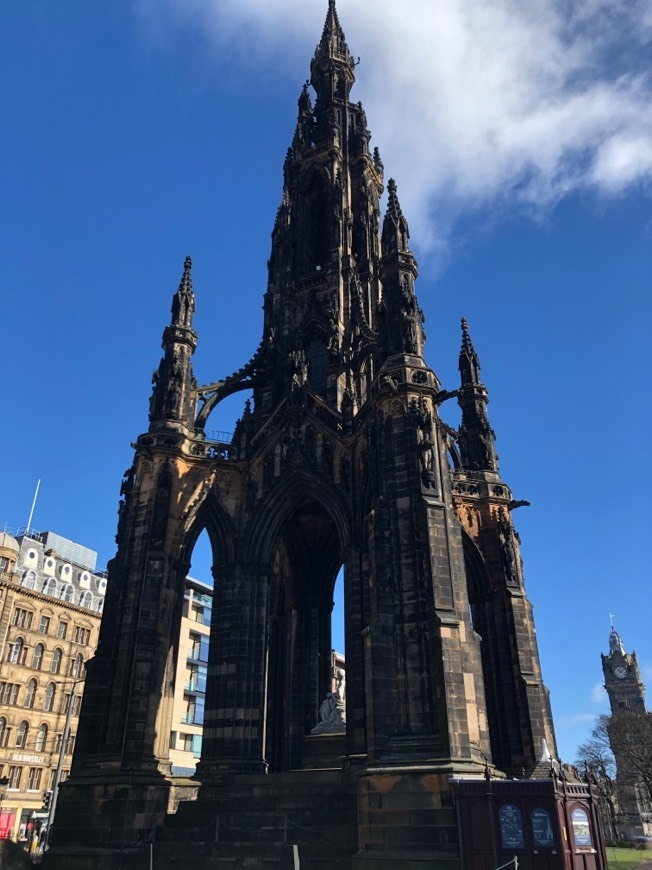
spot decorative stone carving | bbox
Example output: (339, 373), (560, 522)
(312, 669), (346, 734)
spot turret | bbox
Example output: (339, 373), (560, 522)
(379, 179), (424, 357)
(148, 256), (198, 430)
(457, 318), (498, 472)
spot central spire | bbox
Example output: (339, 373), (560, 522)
(310, 0), (355, 101)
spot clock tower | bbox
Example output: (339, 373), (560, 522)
(601, 624), (647, 714)
(601, 623), (650, 841)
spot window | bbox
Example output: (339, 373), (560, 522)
(187, 664), (207, 693)
(7, 765), (22, 790)
(61, 585), (74, 603)
(35, 724), (48, 752)
(63, 693), (82, 716)
(180, 733), (203, 757)
(0, 718), (8, 748)
(32, 643), (44, 670)
(24, 679), (37, 709)
(189, 633), (209, 663)
(39, 616), (50, 635)
(12, 608), (33, 630)
(43, 682), (56, 712)
(50, 648), (62, 674)
(21, 570), (36, 590)
(73, 626), (91, 646)
(27, 768), (42, 791)
(0, 556), (9, 572)
(190, 604), (211, 626)
(70, 653), (84, 678)
(43, 578), (57, 597)
(183, 694), (205, 725)
(0, 682), (20, 705)
(60, 769), (70, 783)
(56, 621), (68, 640)
(16, 721), (29, 749)
(78, 591), (92, 610)
(307, 337), (328, 395)
(66, 733), (75, 755)
(8, 637), (25, 665)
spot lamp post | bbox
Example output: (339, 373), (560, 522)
(44, 677), (83, 848)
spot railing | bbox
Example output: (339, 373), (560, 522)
(204, 430), (233, 444)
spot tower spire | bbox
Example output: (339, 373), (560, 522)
(457, 318), (498, 472)
(148, 255), (198, 429)
(379, 179), (424, 356)
(310, 0), (355, 102)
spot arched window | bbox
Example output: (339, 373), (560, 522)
(9, 637), (24, 664)
(24, 678), (37, 709)
(42, 578), (57, 597)
(43, 682), (56, 712)
(16, 720), (29, 749)
(22, 570), (37, 589)
(97, 598), (104, 614)
(50, 648), (62, 674)
(70, 653), (84, 678)
(78, 591), (92, 610)
(0, 717), (6, 747)
(61, 585), (74, 603)
(32, 643), (44, 670)
(35, 723), (48, 752)
(307, 338), (328, 395)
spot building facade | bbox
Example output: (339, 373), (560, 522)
(601, 625), (652, 841)
(168, 577), (212, 775)
(45, 4), (591, 868)
(0, 530), (105, 843)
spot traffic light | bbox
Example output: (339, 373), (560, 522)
(42, 790), (52, 811)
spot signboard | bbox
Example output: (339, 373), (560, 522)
(499, 804), (525, 850)
(571, 807), (592, 847)
(0, 810), (16, 840)
(531, 808), (554, 847)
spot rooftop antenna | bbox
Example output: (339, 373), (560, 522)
(609, 612), (615, 628)
(25, 479), (41, 537)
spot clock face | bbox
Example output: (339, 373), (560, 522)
(614, 666), (627, 679)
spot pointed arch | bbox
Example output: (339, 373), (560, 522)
(179, 487), (236, 573)
(243, 466), (350, 565)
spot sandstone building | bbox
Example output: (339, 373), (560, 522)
(46, 3), (605, 867)
(0, 530), (105, 842)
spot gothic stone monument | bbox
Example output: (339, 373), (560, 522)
(46, 3), (563, 868)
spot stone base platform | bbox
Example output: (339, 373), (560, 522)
(43, 766), (465, 870)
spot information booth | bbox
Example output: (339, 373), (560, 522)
(454, 772), (607, 870)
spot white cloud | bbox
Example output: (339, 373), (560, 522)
(591, 681), (608, 704)
(136, 0), (652, 244)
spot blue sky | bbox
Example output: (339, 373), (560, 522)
(1, 0), (651, 764)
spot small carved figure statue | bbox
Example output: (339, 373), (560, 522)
(312, 669), (346, 734)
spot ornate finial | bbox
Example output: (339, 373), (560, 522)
(313, 0), (352, 67)
(609, 612), (615, 628)
(385, 178), (404, 221)
(460, 317), (477, 359)
(184, 255), (192, 272)
(608, 620), (625, 655)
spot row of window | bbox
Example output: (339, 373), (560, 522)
(21, 552), (106, 591)
(0, 679), (82, 714)
(15, 570), (105, 608)
(0, 718), (76, 754)
(7, 639), (86, 676)
(0, 764), (69, 793)
(12, 608), (93, 644)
